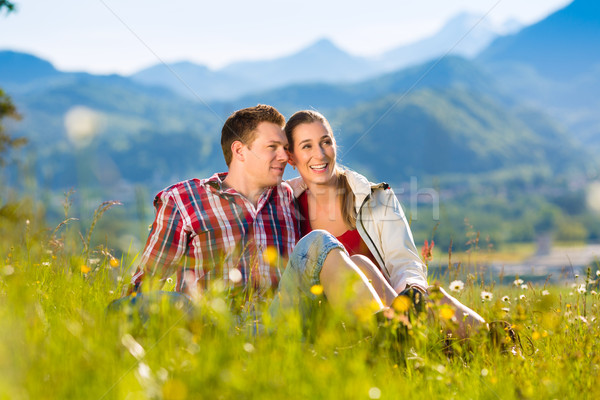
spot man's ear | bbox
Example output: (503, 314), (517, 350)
(231, 141), (245, 162)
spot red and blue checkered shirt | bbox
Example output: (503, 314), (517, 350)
(131, 172), (299, 295)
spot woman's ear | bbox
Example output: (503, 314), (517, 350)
(231, 141), (245, 162)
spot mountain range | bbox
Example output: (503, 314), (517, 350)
(129, 12), (514, 101)
(0, 0), (597, 196)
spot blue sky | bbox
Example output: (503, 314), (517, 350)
(0, 0), (572, 74)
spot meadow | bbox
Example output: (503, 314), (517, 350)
(1, 198), (599, 400)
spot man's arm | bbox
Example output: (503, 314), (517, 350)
(129, 190), (189, 293)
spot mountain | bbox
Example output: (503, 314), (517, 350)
(0, 51), (60, 83)
(221, 38), (378, 86)
(379, 13), (511, 71)
(130, 61), (255, 101)
(221, 56), (509, 116)
(131, 39), (378, 101)
(1, 50), (591, 193)
(477, 0), (600, 149)
(0, 51), (224, 191)
(479, 0), (600, 80)
(331, 89), (582, 180)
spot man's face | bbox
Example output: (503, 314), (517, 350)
(241, 121), (289, 189)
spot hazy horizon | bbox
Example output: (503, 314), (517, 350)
(0, 0), (572, 75)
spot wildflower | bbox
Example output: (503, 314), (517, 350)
(42, 262), (50, 267)
(243, 343), (255, 353)
(542, 290), (550, 296)
(2, 265), (14, 276)
(480, 291), (493, 301)
(577, 284), (586, 294)
(449, 280), (464, 292)
(109, 258), (120, 268)
(521, 284), (528, 290)
(439, 305), (455, 320)
(310, 284), (324, 296)
(513, 278), (524, 286)
(162, 379), (188, 400)
(421, 239), (435, 263)
(519, 294), (526, 300)
(262, 246), (279, 266)
(80, 265), (91, 274)
(392, 295), (411, 312)
(591, 290), (598, 296)
(597, 270), (600, 277)
(532, 331), (541, 340)
(368, 387), (382, 400)
(228, 268), (242, 283)
(501, 296), (510, 302)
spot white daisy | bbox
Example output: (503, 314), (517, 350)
(513, 278), (524, 286)
(481, 291), (493, 301)
(449, 280), (465, 292)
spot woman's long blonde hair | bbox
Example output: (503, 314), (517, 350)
(285, 110), (357, 229)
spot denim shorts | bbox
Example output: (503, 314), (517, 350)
(269, 229), (346, 318)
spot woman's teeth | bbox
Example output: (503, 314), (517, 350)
(309, 164), (327, 171)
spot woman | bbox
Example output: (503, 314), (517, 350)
(284, 110), (485, 337)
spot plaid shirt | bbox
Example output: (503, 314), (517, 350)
(131, 172), (299, 295)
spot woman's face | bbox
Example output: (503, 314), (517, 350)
(289, 121), (337, 187)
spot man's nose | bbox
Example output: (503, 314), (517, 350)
(277, 147), (288, 162)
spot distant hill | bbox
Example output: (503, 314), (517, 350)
(479, 0), (600, 80)
(130, 61), (255, 101)
(477, 0), (600, 150)
(379, 13), (514, 71)
(131, 39), (379, 101)
(128, 13), (509, 102)
(0, 50), (592, 193)
(220, 56), (509, 115)
(221, 38), (379, 87)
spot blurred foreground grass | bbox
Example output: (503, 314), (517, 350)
(1, 199), (600, 400)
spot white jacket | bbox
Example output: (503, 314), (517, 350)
(288, 169), (428, 292)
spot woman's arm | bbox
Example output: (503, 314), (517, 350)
(369, 187), (428, 293)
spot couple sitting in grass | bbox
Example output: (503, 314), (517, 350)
(127, 104), (485, 337)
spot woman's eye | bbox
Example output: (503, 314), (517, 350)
(302, 144), (311, 150)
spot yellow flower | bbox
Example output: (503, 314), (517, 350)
(532, 331), (541, 340)
(310, 284), (324, 295)
(392, 295), (411, 313)
(109, 258), (120, 268)
(439, 305), (455, 320)
(80, 265), (91, 274)
(262, 246), (279, 266)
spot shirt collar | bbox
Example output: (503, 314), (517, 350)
(205, 172), (275, 205)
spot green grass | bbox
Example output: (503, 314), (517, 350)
(1, 205), (600, 400)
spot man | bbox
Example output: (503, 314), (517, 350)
(129, 105), (383, 318)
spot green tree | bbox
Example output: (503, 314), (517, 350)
(0, 1), (15, 14)
(1, 2), (25, 164)
(0, 89), (26, 165)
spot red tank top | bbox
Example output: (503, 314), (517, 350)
(297, 191), (378, 266)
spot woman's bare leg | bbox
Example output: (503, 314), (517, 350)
(350, 254), (398, 306)
(319, 249), (385, 316)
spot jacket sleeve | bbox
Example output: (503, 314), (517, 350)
(371, 187), (428, 293)
(129, 190), (189, 291)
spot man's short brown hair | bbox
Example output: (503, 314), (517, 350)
(221, 104), (285, 165)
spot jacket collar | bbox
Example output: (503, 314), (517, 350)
(287, 168), (386, 212)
